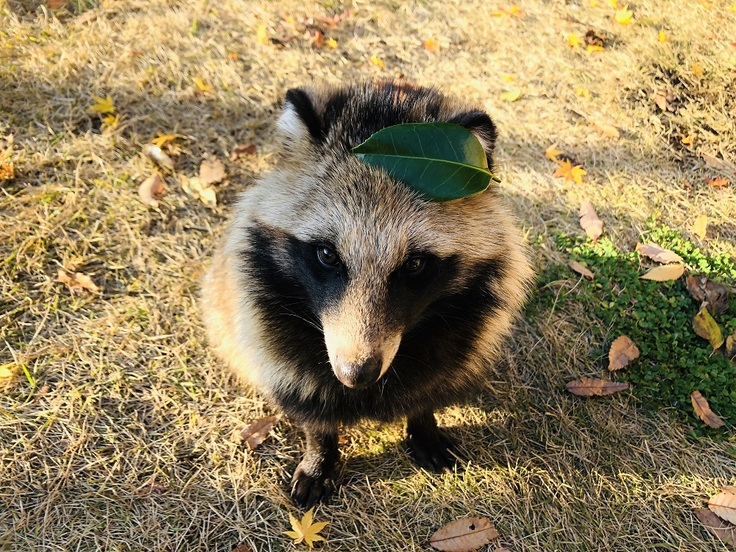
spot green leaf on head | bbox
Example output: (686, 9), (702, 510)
(352, 122), (499, 202)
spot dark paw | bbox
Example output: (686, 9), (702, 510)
(406, 429), (461, 472)
(290, 463), (333, 509)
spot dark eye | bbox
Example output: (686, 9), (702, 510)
(317, 245), (341, 268)
(403, 256), (426, 275)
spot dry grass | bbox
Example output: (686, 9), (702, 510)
(1, 0), (735, 550)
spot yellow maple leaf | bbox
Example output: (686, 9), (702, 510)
(680, 133), (694, 146)
(586, 44), (605, 52)
(0, 161), (14, 181)
(151, 132), (180, 148)
(658, 30), (667, 42)
(256, 24), (268, 44)
(326, 37), (338, 49)
(89, 95), (115, 114)
(500, 88), (522, 102)
(284, 508), (329, 548)
(545, 143), (563, 162)
(691, 63), (704, 77)
(491, 5), (523, 16)
(501, 74), (516, 83)
(575, 86), (591, 98)
(730, 3), (736, 11)
(609, 0), (618, 7)
(370, 54), (385, 69)
(554, 160), (586, 183)
(102, 113), (119, 129)
(194, 77), (212, 93)
(567, 33), (582, 47)
(615, 6), (633, 24)
(423, 38), (439, 52)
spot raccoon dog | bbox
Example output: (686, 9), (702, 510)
(201, 81), (533, 508)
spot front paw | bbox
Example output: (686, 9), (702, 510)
(406, 428), (460, 472)
(290, 463), (333, 509)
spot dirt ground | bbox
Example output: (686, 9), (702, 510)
(1, 0), (735, 550)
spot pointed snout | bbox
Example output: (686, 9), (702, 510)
(333, 355), (383, 390)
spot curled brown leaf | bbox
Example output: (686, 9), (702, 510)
(579, 200), (603, 241)
(429, 517), (499, 552)
(566, 377), (629, 397)
(608, 336), (640, 371)
(691, 390), (725, 429)
(138, 173), (164, 208)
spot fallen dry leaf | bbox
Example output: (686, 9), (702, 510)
(545, 143), (563, 162)
(491, 5), (523, 16)
(709, 491), (736, 524)
(423, 38), (440, 52)
(89, 94), (115, 114)
(658, 30), (667, 42)
(256, 23), (268, 44)
(694, 508), (736, 547)
(569, 260), (594, 279)
(706, 177), (730, 188)
(370, 54), (385, 69)
(0, 161), (14, 181)
(702, 154), (728, 171)
(138, 173), (164, 208)
(150, 132), (180, 148)
(567, 33), (582, 48)
(429, 517), (499, 552)
(554, 160), (586, 184)
(310, 30), (325, 47)
(685, 276), (729, 316)
(326, 37), (338, 49)
(566, 377), (629, 397)
(199, 157), (226, 185)
(579, 200), (603, 240)
(693, 305), (724, 350)
(691, 215), (708, 239)
(608, 336), (640, 371)
(591, 120), (619, 138)
(691, 391), (726, 429)
(726, 332), (736, 360)
(284, 507), (329, 548)
(615, 6), (633, 24)
(317, 9), (351, 29)
(640, 264), (684, 282)
(58, 269), (98, 294)
(0, 365), (14, 380)
(635, 243), (683, 264)
(500, 88), (522, 102)
(691, 63), (704, 78)
(575, 86), (591, 98)
(231, 143), (257, 160)
(232, 543), (253, 552)
(181, 175), (217, 207)
(194, 76), (212, 93)
(240, 415), (279, 450)
(142, 144), (174, 170)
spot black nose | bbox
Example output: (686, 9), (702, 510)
(335, 356), (382, 389)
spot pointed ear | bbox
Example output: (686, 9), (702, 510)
(446, 110), (497, 163)
(277, 88), (324, 147)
